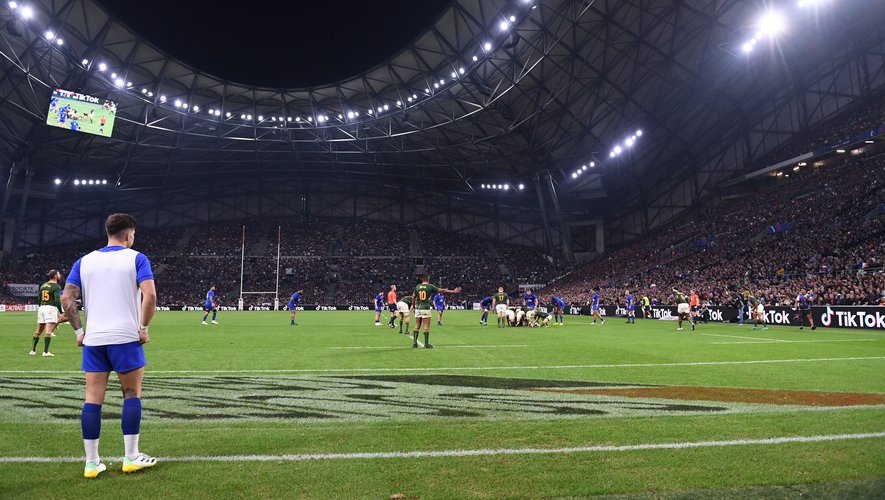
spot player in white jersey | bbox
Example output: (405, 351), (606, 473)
(62, 213), (158, 478)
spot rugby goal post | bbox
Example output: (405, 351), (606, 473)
(238, 225), (282, 310)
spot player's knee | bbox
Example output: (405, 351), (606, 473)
(122, 387), (141, 399)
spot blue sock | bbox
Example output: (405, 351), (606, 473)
(212, 312), (217, 320)
(81, 403), (102, 440)
(291, 319), (295, 325)
(203, 312), (208, 321)
(122, 398), (142, 436)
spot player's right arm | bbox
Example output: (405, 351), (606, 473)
(139, 280), (156, 344)
(61, 283), (84, 346)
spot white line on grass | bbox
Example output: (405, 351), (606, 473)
(0, 356), (883, 375)
(1, 432), (882, 463)
(702, 333), (791, 343)
(712, 339), (882, 345)
(330, 345), (530, 350)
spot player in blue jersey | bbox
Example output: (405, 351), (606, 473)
(373, 292), (384, 326)
(523, 289), (537, 310)
(70, 120), (80, 131)
(591, 288), (604, 325)
(624, 290), (635, 324)
(434, 292), (446, 326)
(795, 290), (816, 330)
(551, 295), (566, 325)
(49, 96), (59, 115)
(288, 289), (303, 326)
(479, 295), (493, 326)
(58, 105), (69, 125)
(201, 285), (218, 325)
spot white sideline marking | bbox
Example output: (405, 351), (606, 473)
(702, 333), (790, 343)
(331, 345), (530, 350)
(712, 339), (881, 345)
(1, 432), (882, 463)
(0, 356), (883, 375)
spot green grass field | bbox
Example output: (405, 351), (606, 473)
(1, 310), (883, 499)
(46, 95), (116, 138)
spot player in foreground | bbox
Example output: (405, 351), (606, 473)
(523, 289), (537, 310)
(202, 285), (218, 325)
(673, 288), (690, 331)
(288, 289), (303, 326)
(373, 291), (384, 326)
(410, 274), (461, 348)
(551, 295), (566, 325)
(434, 291), (446, 326)
(796, 290), (816, 330)
(396, 294), (412, 334)
(387, 285), (398, 328)
(528, 309), (552, 327)
(30, 270), (65, 356)
(62, 213), (157, 478)
(492, 287), (510, 328)
(479, 295), (493, 325)
(591, 288), (604, 325)
(624, 290), (635, 324)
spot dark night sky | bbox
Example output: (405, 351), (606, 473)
(96, 0), (452, 88)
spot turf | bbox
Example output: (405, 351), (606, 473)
(1, 310), (883, 498)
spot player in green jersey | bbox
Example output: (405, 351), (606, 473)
(672, 288), (690, 331)
(31, 270), (64, 356)
(411, 274), (461, 348)
(396, 295), (413, 334)
(748, 292), (768, 330)
(492, 287), (510, 328)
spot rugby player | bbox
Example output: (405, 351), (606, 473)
(492, 286), (510, 328)
(479, 295), (493, 326)
(373, 291), (384, 326)
(523, 289), (537, 310)
(434, 292), (446, 326)
(30, 270), (64, 357)
(796, 290), (816, 330)
(591, 288), (604, 325)
(201, 285), (218, 325)
(396, 294), (412, 334)
(62, 213), (157, 478)
(624, 290), (635, 324)
(749, 292), (768, 330)
(673, 288), (690, 331)
(410, 274), (461, 348)
(288, 289), (303, 326)
(551, 295), (566, 325)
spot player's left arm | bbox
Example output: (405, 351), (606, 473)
(139, 279), (157, 344)
(438, 287), (461, 295)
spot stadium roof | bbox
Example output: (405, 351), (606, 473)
(1, 0), (884, 219)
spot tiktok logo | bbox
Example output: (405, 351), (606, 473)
(820, 306), (834, 327)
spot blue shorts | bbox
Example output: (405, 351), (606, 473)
(82, 342), (145, 373)
(375, 306), (383, 312)
(592, 306), (600, 312)
(288, 302), (296, 310)
(481, 305), (489, 312)
(527, 304), (536, 310)
(435, 305), (444, 312)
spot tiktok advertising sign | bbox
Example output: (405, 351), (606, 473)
(817, 306), (885, 329)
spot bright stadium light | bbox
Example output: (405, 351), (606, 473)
(483, 42), (492, 51)
(383, 104), (389, 111)
(182, 103), (188, 109)
(503, 185), (509, 190)
(271, 116), (276, 121)
(741, 41), (753, 53)
(518, 183), (524, 190)
(141, 88), (147, 94)
(45, 30), (54, 40)
(125, 81), (131, 87)
(571, 172), (578, 178)
(368, 109), (373, 115)
(758, 10), (786, 37)
(407, 97), (413, 102)
(614, 145), (622, 155)
(626, 137), (635, 147)
(286, 116), (291, 121)
(88, 180), (94, 185)
(438, 80), (444, 85)
(20, 5), (32, 18)
(306, 116), (312, 122)
(9, 1), (18, 9)
(295, 116), (301, 122)
(582, 165), (588, 171)
(609, 151), (616, 158)
(114, 78), (124, 87)
(54, 178), (61, 185)
(240, 114), (246, 119)
(98, 62), (107, 71)
(227, 112), (233, 118)
(73, 179), (80, 185)
(194, 106), (201, 112)
(481, 184), (486, 189)
(82, 59), (89, 65)
(459, 67), (465, 74)
(636, 129), (643, 136)
(473, 55), (478, 61)
(377, 107), (383, 113)
(347, 111), (354, 119)
(500, 20), (509, 31)
(159, 95), (166, 102)
(257, 115), (264, 121)
(148, 91), (153, 97)
(110, 72), (117, 79)
(396, 100), (402, 106)
(509, 15), (516, 22)
(56, 38), (63, 45)
(434, 83), (439, 89)
(102, 179), (107, 185)
(246, 114), (252, 120)
(451, 71), (457, 78)
(354, 112), (359, 117)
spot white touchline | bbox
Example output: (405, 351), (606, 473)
(712, 339), (882, 345)
(1, 432), (882, 463)
(0, 356), (883, 375)
(330, 345), (530, 349)
(702, 333), (791, 343)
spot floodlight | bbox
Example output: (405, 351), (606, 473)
(510, 15), (516, 22)
(383, 104), (389, 111)
(438, 80), (444, 85)
(614, 145), (622, 155)
(503, 185), (509, 190)
(396, 100), (402, 106)
(111, 72), (117, 78)
(271, 116), (276, 121)
(114, 78), (124, 87)
(277, 116), (282, 121)
(285, 116), (290, 121)
(472, 55), (478, 61)
(307, 116), (312, 122)
(451, 71), (457, 78)
(247, 114), (252, 120)
(102, 180), (107, 185)
(56, 38), (62, 45)
(98, 63), (107, 71)
(571, 172), (578, 178)
(518, 184), (524, 190)
(82, 59), (89, 65)
(9, 2), (18, 9)
(636, 129), (643, 136)
(45, 30), (54, 40)
(20, 5), (32, 19)
(175, 100), (183, 109)
(412, 94), (417, 99)
(182, 103), (188, 109)
(73, 179), (80, 185)
(54, 178), (61, 185)
(483, 42), (492, 51)
(434, 83), (439, 89)
(407, 97), (413, 102)
(500, 20), (509, 31)
(368, 109), (373, 115)
(88, 180), (94, 185)
(758, 11), (786, 37)
(195, 106), (202, 112)
(377, 107), (383, 113)
(125, 81), (131, 87)
(582, 165), (588, 170)
(141, 88), (147, 94)
(295, 117), (300, 122)
(148, 91), (153, 97)
(425, 88), (430, 93)
(626, 137), (635, 147)
(459, 67), (465, 74)
(741, 42), (753, 53)
(481, 184), (486, 189)
(240, 114), (246, 119)
(354, 112), (359, 117)
(347, 111), (354, 119)
(258, 115), (263, 121)
(609, 151), (616, 158)
(159, 95), (166, 102)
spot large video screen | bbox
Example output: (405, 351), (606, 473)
(46, 88), (117, 138)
